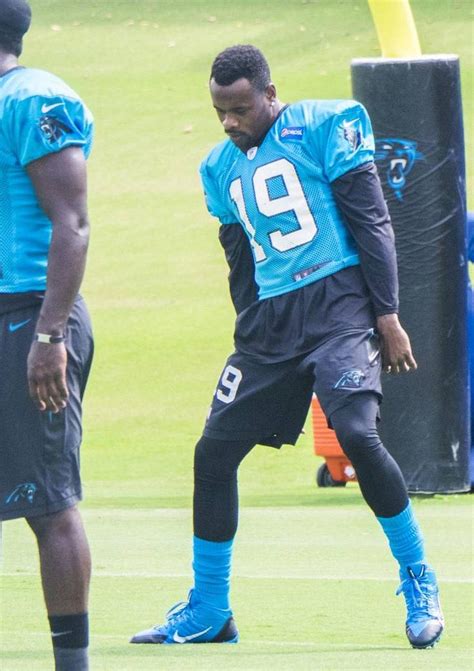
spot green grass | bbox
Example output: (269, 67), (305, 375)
(2, 498), (473, 670)
(1, 1), (473, 669)
(19, 0), (474, 507)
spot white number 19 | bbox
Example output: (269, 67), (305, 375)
(229, 158), (318, 261)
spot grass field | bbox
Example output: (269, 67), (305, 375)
(2, 496), (473, 670)
(1, 1), (473, 669)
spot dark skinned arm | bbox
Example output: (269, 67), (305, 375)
(26, 146), (90, 412)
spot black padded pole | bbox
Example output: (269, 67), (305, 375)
(352, 56), (469, 493)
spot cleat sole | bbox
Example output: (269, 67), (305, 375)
(409, 631), (443, 650)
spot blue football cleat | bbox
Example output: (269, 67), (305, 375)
(130, 589), (239, 644)
(396, 564), (444, 649)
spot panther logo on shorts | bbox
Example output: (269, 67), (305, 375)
(333, 370), (366, 390)
(5, 482), (37, 505)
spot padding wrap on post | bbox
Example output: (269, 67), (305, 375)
(351, 56), (469, 493)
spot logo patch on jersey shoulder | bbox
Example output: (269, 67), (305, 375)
(342, 118), (362, 150)
(280, 126), (305, 142)
(333, 369), (366, 390)
(41, 102), (64, 114)
(38, 115), (73, 143)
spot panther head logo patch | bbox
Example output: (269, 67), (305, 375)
(39, 115), (73, 143)
(375, 138), (424, 202)
(5, 482), (38, 505)
(342, 118), (362, 151)
(333, 370), (366, 390)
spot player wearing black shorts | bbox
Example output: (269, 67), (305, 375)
(0, 2), (93, 669)
(131, 45), (443, 650)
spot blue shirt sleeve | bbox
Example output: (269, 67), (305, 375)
(312, 102), (375, 183)
(7, 94), (94, 166)
(200, 159), (237, 225)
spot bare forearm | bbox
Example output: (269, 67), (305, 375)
(26, 148), (90, 336)
(36, 217), (89, 335)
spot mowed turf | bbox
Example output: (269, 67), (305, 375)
(2, 498), (473, 670)
(1, 1), (473, 669)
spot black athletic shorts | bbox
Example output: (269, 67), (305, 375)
(204, 328), (382, 448)
(0, 296), (93, 521)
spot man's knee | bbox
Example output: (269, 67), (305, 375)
(27, 506), (80, 542)
(194, 436), (253, 481)
(330, 395), (381, 460)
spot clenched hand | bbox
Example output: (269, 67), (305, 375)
(376, 313), (417, 375)
(27, 341), (68, 412)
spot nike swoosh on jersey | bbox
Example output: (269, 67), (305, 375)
(172, 626), (212, 643)
(8, 319), (32, 332)
(41, 102), (64, 114)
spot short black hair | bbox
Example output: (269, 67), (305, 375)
(0, 0), (31, 57)
(210, 45), (271, 92)
(0, 29), (23, 57)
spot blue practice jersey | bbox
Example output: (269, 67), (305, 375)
(200, 100), (375, 300)
(0, 67), (94, 293)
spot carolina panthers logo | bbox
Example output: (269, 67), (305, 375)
(375, 138), (424, 201)
(334, 370), (366, 390)
(342, 118), (362, 151)
(38, 115), (73, 143)
(5, 482), (37, 505)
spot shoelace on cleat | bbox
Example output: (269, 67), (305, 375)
(165, 600), (190, 622)
(149, 597), (191, 632)
(396, 573), (440, 623)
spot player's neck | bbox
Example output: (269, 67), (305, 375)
(252, 99), (286, 148)
(0, 53), (19, 77)
(272, 99), (285, 117)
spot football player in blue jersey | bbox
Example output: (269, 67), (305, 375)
(131, 45), (443, 650)
(0, 2), (93, 669)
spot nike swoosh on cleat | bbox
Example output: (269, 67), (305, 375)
(172, 626), (212, 643)
(8, 319), (32, 332)
(51, 630), (73, 637)
(41, 102), (64, 114)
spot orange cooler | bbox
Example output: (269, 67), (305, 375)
(311, 395), (357, 487)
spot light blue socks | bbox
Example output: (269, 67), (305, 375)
(193, 536), (233, 610)
(377, 501), (426, 576)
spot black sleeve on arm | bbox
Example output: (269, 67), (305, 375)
(219, 223), (258, 314)
(331, 162), (399, 316)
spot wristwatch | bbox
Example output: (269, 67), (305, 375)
(35, 333), (65, 344)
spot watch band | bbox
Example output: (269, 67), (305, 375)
(35, 332), (65, 344)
